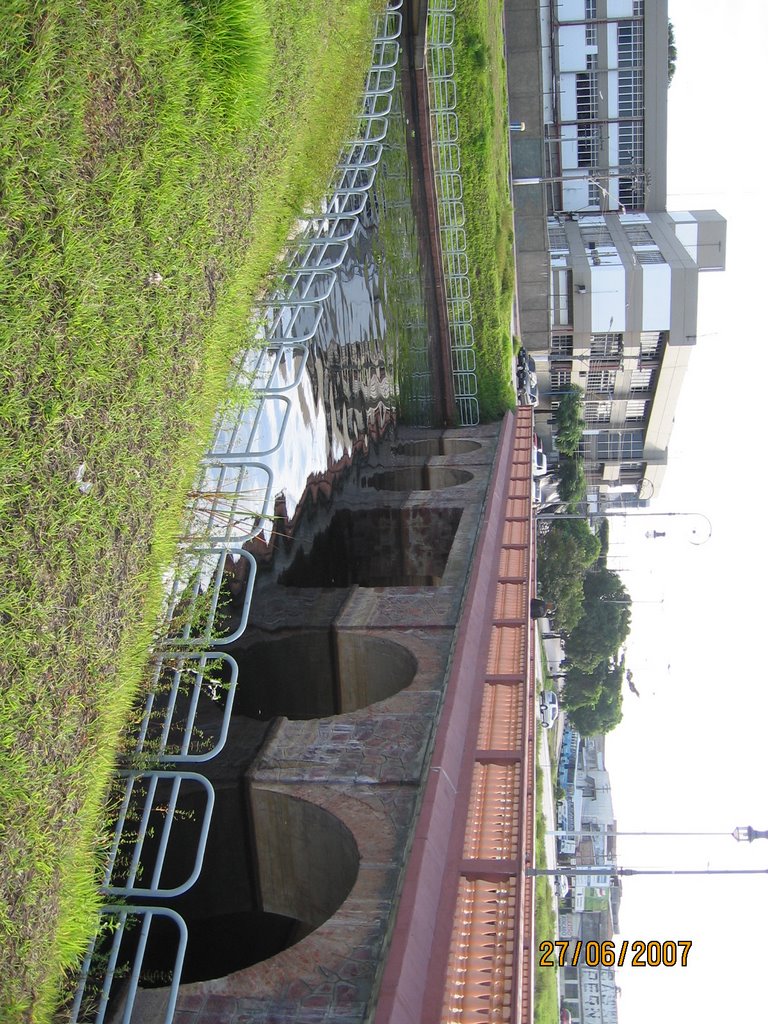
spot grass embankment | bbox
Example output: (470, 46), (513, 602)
(453, 0), (516, 419)
(534, 759), (561, 1024)
(0, 0), (377, 1017)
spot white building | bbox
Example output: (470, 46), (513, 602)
(506, 0), (726, 508)
(562, 965), (619, 1024)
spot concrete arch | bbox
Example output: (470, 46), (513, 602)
(127, 791), (360, 993)
(230, 630), (417, 719)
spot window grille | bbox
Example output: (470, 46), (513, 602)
(552, 369), (573, 391)
(640, 330), (664, 359)
(551, 334), (573, 357)
(590, 333), (623, 357)
(576, 72), (598, 119)
(584, 401), (612, 423)
(630, 367), (654, 392)
(618, 69), (644, 117)
(596, 429), (644, 460)
(623, 224), (653, 246)
(625, 399), (647, 421)
(548, 222), (568, 253)
(617, 21), (643, 67)
(585, 0), (597, 18)
(618, 122), (644, 172)
(586, 369), (616, 392)
(635, 248), (665, 264)
(577, 126), (599, 167)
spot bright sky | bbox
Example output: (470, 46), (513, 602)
(602, 2), (768, 1021)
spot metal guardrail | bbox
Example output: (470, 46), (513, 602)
(69, 906), (188, 1024)
(70, 7), (404, 1019)
(425, 0), (480, 426)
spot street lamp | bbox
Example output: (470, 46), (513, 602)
(531, 823), (768, 878)
(733, 826), (768, 843)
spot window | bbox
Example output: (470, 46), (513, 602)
(640, 331), (664, 359)
(585, 23), (597, 47)
(617, 122), (645, 178)
(551, 334), (574, 357)
(635, 248), (665, 264)
(618, 69), (643, 117)
(576, 72), (598, 119)
(586, 369), (617, 393)
(548, 221), (568, 254)
(552, 370), (573, 391)
(617, 21), (644, 67)
(584, 0), (596, 18)
(590, 333), (623, 357)
(578, 126), (599, 168)
(626, 399), (647, 421)
(596, 430), (644, 460)
(631, 368), (654, 392)
(624, 224), (653, 246)
(584, 401), (612, 423)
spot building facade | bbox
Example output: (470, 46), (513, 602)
(561, 964), (619, 1024)
(506, 0), (726, 508)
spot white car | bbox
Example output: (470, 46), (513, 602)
(532, 441), (548, 477)
(539, 689), (559, 729)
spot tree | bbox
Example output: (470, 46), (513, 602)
(556, 457), (587, 508)
(563, 567), (631, 672)
(668, 22), (677, 85)
(567, 674), (624, 735)
(562, 657), (624, 735)
(553, 386), (584, 456)
(537, 519), (601, 633)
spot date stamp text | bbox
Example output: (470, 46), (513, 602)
(539, 939), (692, 968)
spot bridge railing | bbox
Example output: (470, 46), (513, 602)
(425, 1), (480, 426)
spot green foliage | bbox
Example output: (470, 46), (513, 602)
(537, 519), (601, 633)
(554, 385), (585, 455)
(180, 0), (275, 128)
(556, 457), (587, 508)
(668, 21), (677, 85)
(453, 0), (516, 419)
(563, 568), (631, 673)
(563, 657), (624, 735)
(0, 0), (378, 1016)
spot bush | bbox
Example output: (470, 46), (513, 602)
(554, 385), (584, 455)
(556, 457), (587, 508)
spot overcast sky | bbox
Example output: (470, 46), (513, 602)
(602, 2), (768, 1021)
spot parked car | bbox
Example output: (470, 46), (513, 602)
(539, 689), (559, 729)
(516, 349), (539, 406)
(532, 440), (547, 477)
(555, 874), (570, 899)
(518, 369), (539, 407)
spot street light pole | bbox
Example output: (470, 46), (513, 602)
(528, 865), (768, 878)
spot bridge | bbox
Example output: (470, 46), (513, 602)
(115, 409), (538, 1024)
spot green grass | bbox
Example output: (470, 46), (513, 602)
(0, 0), (379, 1017)
(371, 89), (439, 426)
(181, 0), (275, 128)
(534, 758), (561, 1024)
(453, 0), (516, 419)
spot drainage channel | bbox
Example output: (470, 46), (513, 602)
(66, 5), (425, 1021)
